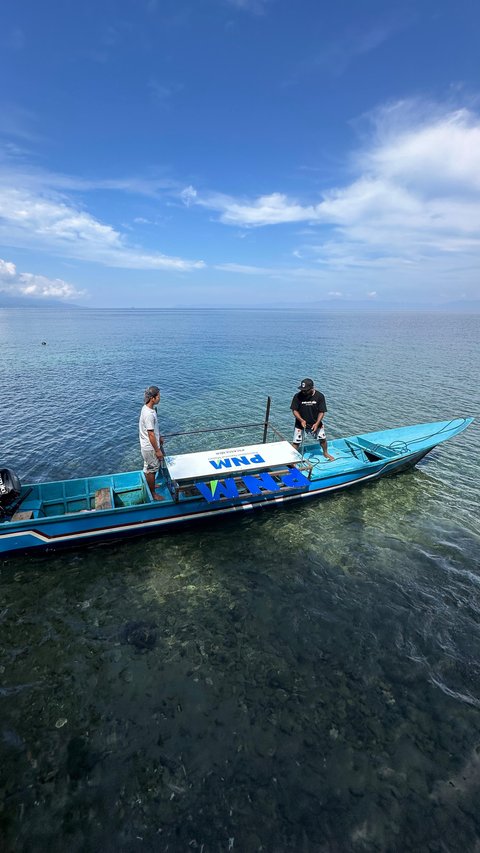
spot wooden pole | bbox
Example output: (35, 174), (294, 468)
(263, 396), (271, 443)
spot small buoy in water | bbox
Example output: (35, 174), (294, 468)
(41, 341), (47, 346)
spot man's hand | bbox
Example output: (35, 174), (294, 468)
(300, 419), (307, 429)
(155, 448), (164, 459)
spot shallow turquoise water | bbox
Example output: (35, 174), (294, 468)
(1, 308), (479, 851)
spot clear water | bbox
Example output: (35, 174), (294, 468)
(1, 308), (479, 852)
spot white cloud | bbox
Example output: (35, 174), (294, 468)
(0, 183), (204, 271)
(0, 105), (41, 144)
(185, 190), (320, 226)
(312, 18), (409, 77)
(0, 144), (202, 271)
(214, 262), (278, 275)
(318, 107), (480, 259)
(149, 79), (183, 102)
(180, 185), (198, 207)
(0, 151), (178, 198)
(2, 99), (479, 299)
(361, 106), (480, 191)
(185, 103), (480, 287)
(225, 0), (273, 14)
(0, 257), (85, 300)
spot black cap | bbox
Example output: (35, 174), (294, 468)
(299, 378), (314, 391)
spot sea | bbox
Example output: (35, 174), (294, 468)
(0, 307), (479, 852)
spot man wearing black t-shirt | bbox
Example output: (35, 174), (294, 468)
(291, 377), (335, 461)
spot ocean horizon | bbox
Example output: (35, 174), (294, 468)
(2, 298), (480, 312)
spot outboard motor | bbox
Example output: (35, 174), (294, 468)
(0, 468), (21, 511)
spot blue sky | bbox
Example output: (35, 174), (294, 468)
(1, 0), (480, 307)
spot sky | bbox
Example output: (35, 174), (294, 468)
(1, 0), (480, 307)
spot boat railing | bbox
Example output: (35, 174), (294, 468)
(160, 396), (291, 455)
(161, 395), (281, 441)
(162, 420), (289, 444)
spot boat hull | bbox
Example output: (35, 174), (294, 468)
(0, 419), (472, 557)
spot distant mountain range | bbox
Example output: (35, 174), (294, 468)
(431, 300), (480, 313)
(1, 293), (479, 312)
(290, 299), (480, 313)
(0, 293), (81, 308)
(174, 299), (480, 312)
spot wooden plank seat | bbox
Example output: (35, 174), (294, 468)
(11, 509), (34, 521)
(273, 462), (313, 479)
(94, 488), (113, 510)
(354, 437), (398, 459)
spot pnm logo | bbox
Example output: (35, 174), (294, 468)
(195, 467), (309, 502)
(208, 452), (265, 471)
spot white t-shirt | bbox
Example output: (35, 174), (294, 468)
(139, 404), (160, 451)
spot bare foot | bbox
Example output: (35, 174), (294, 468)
(153, 493), (164, 501)
(324, 453), (335, 462)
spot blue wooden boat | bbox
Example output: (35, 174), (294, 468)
(0, 417), (473, 557)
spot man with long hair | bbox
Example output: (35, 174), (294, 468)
(139, 385), (164, 500)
